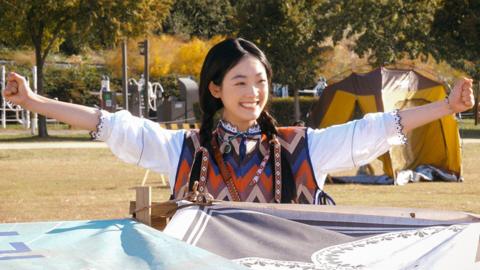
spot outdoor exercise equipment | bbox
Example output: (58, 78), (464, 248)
(156, 77), (198, 124)
(1, 65), (37, 133)
(126, 75), (164, 119)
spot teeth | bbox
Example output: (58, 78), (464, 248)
(240, 102), (257, 108)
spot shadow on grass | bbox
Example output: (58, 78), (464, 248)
(459, 129), (480, 139)
(0, 135), (92, 142)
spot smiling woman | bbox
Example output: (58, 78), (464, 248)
(208, 55), (269, 131)
(2, 38), (475, 206)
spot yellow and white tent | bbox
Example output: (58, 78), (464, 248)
(308, 67), (461, 179)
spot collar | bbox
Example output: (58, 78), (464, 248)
(218, 119), (261, 135)
(216, 119), (262, 158)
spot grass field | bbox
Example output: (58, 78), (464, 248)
(1, 143), (479, 223)
(1, 119), (479, 223)
(0, 148), (171, 223)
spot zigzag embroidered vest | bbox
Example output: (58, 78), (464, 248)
(172, 127), (320, 204)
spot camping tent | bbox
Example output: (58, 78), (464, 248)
(308, 67), (461, 180)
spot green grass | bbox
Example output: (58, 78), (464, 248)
(0, 148), (171, 223)
(2, 123), (73, 130)
(0, 133), (91, 142)
(326, 143), (480, 213)
(458, 118), (480, 138)
(0, 124), (91, 142)
(1, 118), (479, 141)
(0, 143), (479, 223)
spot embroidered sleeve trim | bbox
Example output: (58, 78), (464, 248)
(392, 109), (407, 145)
(89, 110), (107, 141)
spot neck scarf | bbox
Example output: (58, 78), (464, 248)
(216, 119), (262, 160)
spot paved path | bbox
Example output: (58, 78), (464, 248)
(0, 138), (479, 150)
(0, 141), (108, 150)
(461, 138), (480, 144)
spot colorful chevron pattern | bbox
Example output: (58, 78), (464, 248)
(173, 127), (319, 204)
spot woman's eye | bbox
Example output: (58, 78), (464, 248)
(235, 82), (246, 86)
(258, 79), (267, 84)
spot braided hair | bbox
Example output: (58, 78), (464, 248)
(189, 38), (296, 203)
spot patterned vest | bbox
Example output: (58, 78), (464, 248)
(172, 127), (320, 204)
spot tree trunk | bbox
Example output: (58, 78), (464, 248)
(35, 46), (48, 137)
(293, 88), (300, 122)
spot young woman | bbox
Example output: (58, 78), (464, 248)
(3, 38), (475, 204)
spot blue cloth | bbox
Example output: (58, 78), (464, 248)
(0, 219), (247, 270)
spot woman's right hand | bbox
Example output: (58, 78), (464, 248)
(3, 72), (34, 107)
(2, 72), (99, 131)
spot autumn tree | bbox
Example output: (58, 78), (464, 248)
(429, 0), (480, 80)
(235, 0), (329, 121)
(0, 0), (172, 137)
(319, 0), (480, 80)
(162, 0), (235, 39)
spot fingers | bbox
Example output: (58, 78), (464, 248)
(7, 72), (26, 84)
(462, 95), (473, 107)
(459, 78), (474, 108)
(6, 72), (27, 92)
(3, 80), (18, 96)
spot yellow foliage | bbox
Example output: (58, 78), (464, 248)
(170, 36), (224, 78)
(150, 35), (183, 77)
(8, 50), (36, 66)
(105, 35), (224, 79)
(170, 38), (207, 78)
(316, 38), (466, 86)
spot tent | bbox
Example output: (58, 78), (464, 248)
(308, 67), (461, 180)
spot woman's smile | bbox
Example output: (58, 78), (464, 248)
(209, 54), (269, 131)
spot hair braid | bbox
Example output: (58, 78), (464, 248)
(257, 110), (278, 139)
(258, 110), (296, 203)
(199, 108), (216, 148)
(188, 103), (220, 191)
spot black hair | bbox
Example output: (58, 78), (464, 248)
(189, 38), (296, 203)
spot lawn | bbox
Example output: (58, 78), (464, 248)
(0, 119), (479, 223)
(0, 143), (479, 223)
(0, 148), (171, 223)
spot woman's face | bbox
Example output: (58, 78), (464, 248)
(209, 55), (269, 131)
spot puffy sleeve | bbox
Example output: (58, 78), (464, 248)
(91, 110), (186, 188)
(307, 111), (407, 189)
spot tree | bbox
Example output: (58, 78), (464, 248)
(318, 0), (480, 80)
(318, 0), (440, 66)
(235, 0), (329, 121)
(0, 0), (172, 137)
(162, 0), (235, 39)
(429, 0), (480, 80)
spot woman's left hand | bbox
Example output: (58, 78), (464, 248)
(448, 78), (474, 113)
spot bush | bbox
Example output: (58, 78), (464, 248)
(43, 66), (109, 107)
(192, 96), (318, 126)
(269, 97), (318, 126)
(155, 74), (180, 98)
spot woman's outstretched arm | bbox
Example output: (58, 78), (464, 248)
(399, 77), (474, 133)
(3, 72), (99, 131)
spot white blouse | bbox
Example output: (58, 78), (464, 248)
(93, 110), (406, 191)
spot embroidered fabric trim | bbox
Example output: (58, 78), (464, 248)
(89, 110), (106, 140)
(219, 119), (261, 134)
(217, 119), (262, 158)
(392, 109), (407, 145)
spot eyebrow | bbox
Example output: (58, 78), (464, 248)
(231, 72), (265, 80)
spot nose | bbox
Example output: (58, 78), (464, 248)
(245, 84), (259, 97)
